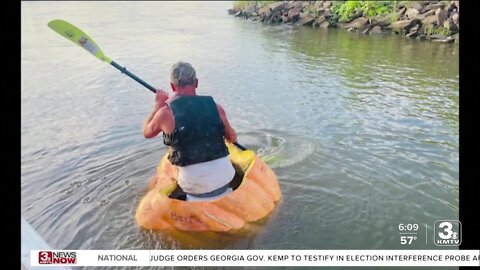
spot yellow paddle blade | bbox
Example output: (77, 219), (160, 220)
(227, 142), (255, 173)
(48, 19), (112, 63)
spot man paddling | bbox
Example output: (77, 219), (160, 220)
(143, 62), (237, 201)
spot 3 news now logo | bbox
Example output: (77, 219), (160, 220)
(38, 251), (77, 264)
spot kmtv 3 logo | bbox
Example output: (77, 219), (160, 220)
(38, 251), (77, 264)
(434, 220), (462, 246)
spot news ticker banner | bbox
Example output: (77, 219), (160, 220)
(31, 250), (480, 267)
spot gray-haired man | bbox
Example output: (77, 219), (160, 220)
(143, 62), (237, 201)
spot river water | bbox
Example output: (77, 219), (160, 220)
(22, 0), (459, 266)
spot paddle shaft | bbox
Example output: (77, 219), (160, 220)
(111, 61), (156, 93)
(233, 142), (246, 151)
(111, 61), (246, 151)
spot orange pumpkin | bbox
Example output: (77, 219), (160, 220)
(135, 143), (281, 231)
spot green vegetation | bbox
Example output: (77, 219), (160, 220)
(361, 1), (393, 18)
(233, 1), (252, 11)
(332, 1), (361, 22)
(387, 13), (400, 24)
(425, 24), (452, 36)
(332, 1), (396, 22)
(233, 1), (278, 11)
(399, 0), (448, 9)
(231, 1), (457, 37)
(257, 1), (277, 8)
(304, 4), (318, 18)
(399, 1), (415, 9)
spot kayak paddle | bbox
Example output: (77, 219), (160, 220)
(47, 19), (247, 151)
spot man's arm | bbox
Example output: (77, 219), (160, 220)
(216, 103), (237, 143)
(143, 89), (169, 138)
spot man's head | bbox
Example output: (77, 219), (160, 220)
(170, 62), (198, 92)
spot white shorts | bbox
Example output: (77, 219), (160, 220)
(178, 156), (235, 198)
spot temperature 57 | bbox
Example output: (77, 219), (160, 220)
(400, 235), (417, 245)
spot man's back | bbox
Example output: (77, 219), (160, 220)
(142, 61), (237, 201)
(163, 95), (229, 167)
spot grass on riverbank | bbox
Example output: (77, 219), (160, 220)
(231, 0), (458, 40)
(332, 1), (396, 22)
(233, 1), (278, 11)
(233, 1), (400, 22)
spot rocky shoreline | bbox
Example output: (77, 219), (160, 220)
(228, 1), (459, 43)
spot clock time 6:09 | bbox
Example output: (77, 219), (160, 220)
(398, 223), (419, 231)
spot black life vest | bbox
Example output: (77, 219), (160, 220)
(163, 95), (229, 166)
